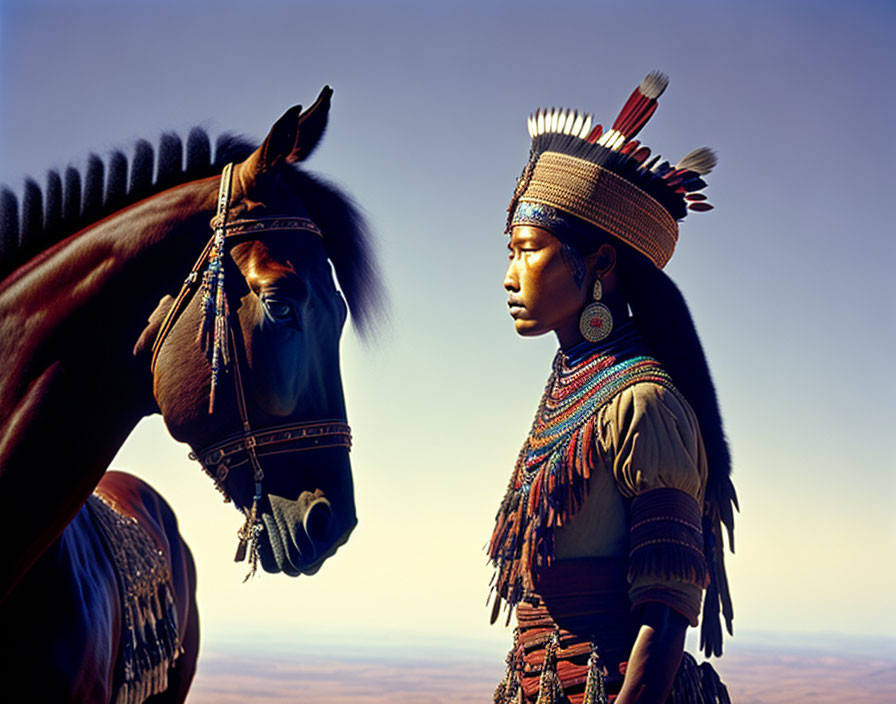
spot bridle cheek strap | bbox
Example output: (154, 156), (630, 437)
(148, 162), (349, 579)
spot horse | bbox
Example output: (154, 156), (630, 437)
(0, 86), (381, 702)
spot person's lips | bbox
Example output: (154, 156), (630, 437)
(508, 298), (525, 317)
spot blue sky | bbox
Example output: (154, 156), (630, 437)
(1, 0), (894, 663)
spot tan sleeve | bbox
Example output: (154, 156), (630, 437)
(598, 382), (709, 626)
(601, 382), (707, 503)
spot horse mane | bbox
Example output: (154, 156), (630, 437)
(282, 168), (384, 339)
(0, 129), (255, 282)
(0, 128), (384, 336)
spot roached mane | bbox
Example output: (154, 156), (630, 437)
(0, 129), (382, 336)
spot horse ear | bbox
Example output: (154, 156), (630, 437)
(134, 295), (175, 358)
(290, 85), (333, 162)
(254, 86), (333, 174)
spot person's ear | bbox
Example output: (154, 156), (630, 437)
(585, 243), (617, 280)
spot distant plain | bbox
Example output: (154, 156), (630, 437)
(188, 633), (896, 703)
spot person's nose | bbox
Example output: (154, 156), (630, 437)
(504, 257), (519, 292)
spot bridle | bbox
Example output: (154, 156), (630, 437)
(150, 162), (351, 577)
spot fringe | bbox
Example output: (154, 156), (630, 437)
(582, 647), (609, 704)
(700, 468), (738, 657)
(534, 633), (564, 704)
(488, 415), (603, 621)
(494, 629), (524, 704)
(668, 652), (731, 704)
(627, 543), (708, 589)
(88, 495), (181, 704)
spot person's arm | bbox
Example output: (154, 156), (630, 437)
(615, 603), (688, 704)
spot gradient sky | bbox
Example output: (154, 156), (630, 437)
(1, 0), (893, 665)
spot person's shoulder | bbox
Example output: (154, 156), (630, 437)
(624, 379), (698, 424)
(604, 377), (707, 499)
(602, 372), (694, 421)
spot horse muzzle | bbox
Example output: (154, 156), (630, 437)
(258, 489), (356, 576)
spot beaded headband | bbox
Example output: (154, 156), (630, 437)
(507, 71), (716, 269)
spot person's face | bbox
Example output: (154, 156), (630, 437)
(504, 225), (588, 346)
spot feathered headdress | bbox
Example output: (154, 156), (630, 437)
(508, 71), (715, 268)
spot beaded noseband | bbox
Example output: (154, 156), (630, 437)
(150, 163), (352, 577)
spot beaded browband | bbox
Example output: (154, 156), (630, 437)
(150, 163), (351, 577)
(508, 71), (717, 269)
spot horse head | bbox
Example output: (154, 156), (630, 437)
(145, 88), (375, 577)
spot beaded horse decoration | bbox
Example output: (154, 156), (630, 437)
(87, 495), (181, 704)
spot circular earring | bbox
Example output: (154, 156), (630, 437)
(579, 278), (614, 343)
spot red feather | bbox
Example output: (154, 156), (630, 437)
(631, 146), (652, 164)
(586, 124), (603, 143)
(613, 89), (647, 131)
(617, 101), (658, 140)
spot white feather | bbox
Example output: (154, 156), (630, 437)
(563, 109), (574, 133)
(579, 114), (592, 139)
(571, 112), (584, 137)
(536, 110), (545, 135)
(640, 71), (669, 100)
(527, 115), (535, 138)
(550, 109), (560, 133)
(675, 147), (718, 175)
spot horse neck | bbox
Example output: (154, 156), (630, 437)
(0, 176), (218, 600)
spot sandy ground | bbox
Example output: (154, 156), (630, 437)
(186, 644), (896, 703)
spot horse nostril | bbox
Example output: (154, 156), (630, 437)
(303, 496), (333, 545)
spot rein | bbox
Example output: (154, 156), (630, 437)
(150, 163), (352, 578)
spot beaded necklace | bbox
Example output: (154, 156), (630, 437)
(488, 328), (675, 622)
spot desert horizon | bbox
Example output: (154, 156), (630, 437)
(186, 631), (896, 703)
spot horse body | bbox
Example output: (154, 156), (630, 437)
(0, 472), (198, 703)
(0, 87), (380, 702)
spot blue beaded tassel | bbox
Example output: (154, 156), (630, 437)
(197, 162), (234, 413)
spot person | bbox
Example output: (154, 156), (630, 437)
(488, 72), (737, 704)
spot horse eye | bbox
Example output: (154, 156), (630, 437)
(263, 299), (294, 321)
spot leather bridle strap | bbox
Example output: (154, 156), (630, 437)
(190, 421), (353, 476)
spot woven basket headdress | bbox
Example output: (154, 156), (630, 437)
(508, 71), (715, 268)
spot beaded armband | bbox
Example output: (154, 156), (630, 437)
(628, 488), (708, 625)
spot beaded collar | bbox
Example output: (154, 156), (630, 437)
(488, 325), (675, 622)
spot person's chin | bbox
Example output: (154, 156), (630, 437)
(514, 320), (547, 337)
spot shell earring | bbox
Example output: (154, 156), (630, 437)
(579, 278), (614, 343)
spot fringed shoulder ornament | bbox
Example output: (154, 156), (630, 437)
(487, 347), (674, 624)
